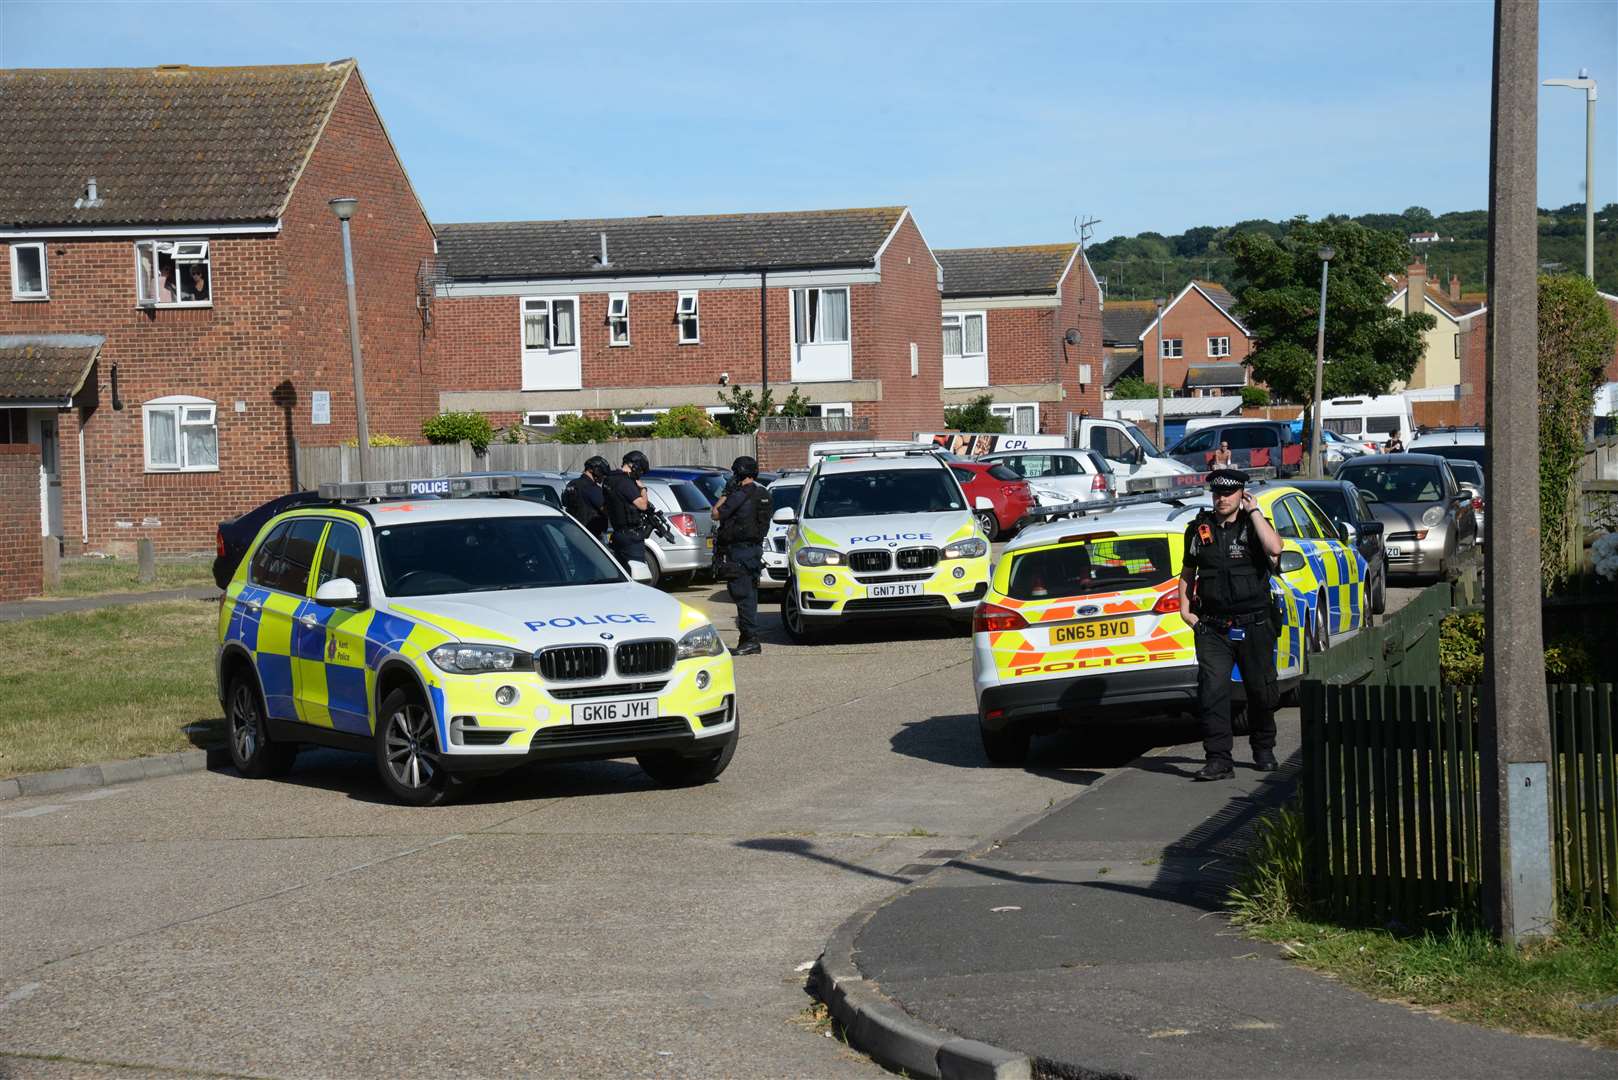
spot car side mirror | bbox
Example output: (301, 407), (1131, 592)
(772, 506), (797, 524)
(314, 577), (360, 606)
(1457, 483), (1478, 501)
(1338, 521), (1357, 544)
(630, 561), (654, 584)
(1277, 550), (1307, 574)
(973, 496), (995, 511)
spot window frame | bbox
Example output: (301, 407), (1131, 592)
(989, 401), (1038, 435)
(142, 394), (219, 473)
(523, 410), (583, 426)
(9, 242), (48, 300)
(1207, 335), (1231, 358)
(677, 291), (701, 344)
(1159, 337), (1183, 359)
(315, 518), (370, 602)
(133, 239), (213, 309)
(607, 292), (630, 346)
(520, 296), (581, 352)
(791, 286), (851, 346)
(941, 311), (987, 359)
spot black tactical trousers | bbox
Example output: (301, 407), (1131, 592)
(725, 543), (763, 643)
(610, 530), (648, 575)
(1194, 616), (1279, 765)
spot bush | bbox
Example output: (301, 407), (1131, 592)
(1439, 609), (1597, 684)
(716, 386), (773, 433)
(778, 387), (813, 418)
(1111, 376), (1157, 400)
(552, 414), (622, 444)
(943, 395), (1007, 433)
(421, 411), (494, 455)
(1240, 385), (1271, 408)
(341, 433), (409, 448)
(648, 404), (722, 439)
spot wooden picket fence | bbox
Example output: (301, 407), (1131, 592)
(1300, 682), (1618, 927)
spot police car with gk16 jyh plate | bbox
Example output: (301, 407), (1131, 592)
(972, 474), (1369, 764)
(774, 445), (993, 641)
(215, 476), (737, 806)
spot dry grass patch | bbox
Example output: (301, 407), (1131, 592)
(0, 600), (222, 777)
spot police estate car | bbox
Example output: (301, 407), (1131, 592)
(775, 446), (993, 641)
(216, 476), (737, 806)
(971, 479), (1367, 764)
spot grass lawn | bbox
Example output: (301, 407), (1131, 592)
(0, 600), (224, 778)
(45, 555), (216, 598)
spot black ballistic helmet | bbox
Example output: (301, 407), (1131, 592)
(731, 455), (760, 480)
(583, 456), (611, 479)
(622, 450), (650, 477)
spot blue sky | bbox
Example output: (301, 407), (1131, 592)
(3, 1), (1613, 247)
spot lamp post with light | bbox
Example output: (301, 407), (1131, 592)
(1542, 69), (1598, 280)
(329, 196), (373, 481)
(1153, 296), (1167, 447)
(1310, 245), (1335, 478)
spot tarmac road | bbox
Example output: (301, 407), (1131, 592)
(0, 585), (1171, 1080)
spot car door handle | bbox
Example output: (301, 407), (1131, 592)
(243, 600), (262, 613)
(298, 614), (319, 629)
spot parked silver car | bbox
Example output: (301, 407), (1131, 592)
(978, 448), (1115, 506)
(1333, 454), (1478, 582)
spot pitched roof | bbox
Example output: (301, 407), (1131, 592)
(1386, 276), (1487, 320)
(1103, 301), (1157, 345)
(436, 207), (910, 281)
(1192, 280), (1238, 316)
(0, 61), (353, 227)
(1103, 354), (1142, 386)
(0, 335), (104, 404)
(1137, 281), (1250, 340)
(935, 243), (1076, 297)
(1185, 363), (1247, 388)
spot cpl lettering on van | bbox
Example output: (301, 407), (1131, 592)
(1010, 654), (1159, 677)
(524, 613), (654, 630)
(850, 532), (933, 544)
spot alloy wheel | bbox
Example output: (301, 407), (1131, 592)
(384, 704), (440, 791)
(230, 682), (259, 762)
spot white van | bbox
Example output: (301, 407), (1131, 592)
(1072, 416), (1197, 482)
(1319, 395), (1413, 446)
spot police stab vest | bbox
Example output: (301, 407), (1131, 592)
(1189, 510), (1270, 615)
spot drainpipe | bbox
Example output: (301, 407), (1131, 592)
(759, 268), (769, 410)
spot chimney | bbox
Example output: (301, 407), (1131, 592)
(1406, 259), (1427, 315)
(1449, 274), (1461, 302)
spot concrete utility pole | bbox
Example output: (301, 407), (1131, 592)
(1310, 246), (1334, 478)
(1542, 70), (1598, 279)
(1481, 0), (1554, 947)
(330, 196), (373, 482)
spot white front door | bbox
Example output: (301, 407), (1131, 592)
(30, 411), (62, 537)
(520, 296), (583, 391)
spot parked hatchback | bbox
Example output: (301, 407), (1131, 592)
(978, 448), (1115, 506)
(1286, 478), (1388, 616)
(1334, 454), (1477, 582)
(948, 461), (1033, 539)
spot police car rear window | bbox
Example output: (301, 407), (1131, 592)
(375, 516), (623, 597)
(771, 484), (804, 513)
(1006, 537), (1173, 601)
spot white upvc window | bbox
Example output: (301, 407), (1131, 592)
(677, 291), (700, 343)
(990, 402), (1039, 435)
(942, 312), (985, 358)
(814, 402), (854, 419)
(524, 410), (583, 426)
(607, 293), (630, 346)
(143, 395), (219, 472)
(134, 239), (211, 307)
(1208, 336), (1231, 358)
(10, 242), (47, 300)
(792, 287), (850, 345)
(617, 407), (669, 427)
(1159, 337), (1183, 359)
(522, 297), (578, 350)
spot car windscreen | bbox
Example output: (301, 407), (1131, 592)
(375, 515), (624, 597)
(803, 468), (964, 518)
(1337, 463), (1444, 504)
(1302, 487), (1351, 523)
(667, 481), (711, 512)
(1006, 536), (1174, 601)
(771, 483), (805, 513)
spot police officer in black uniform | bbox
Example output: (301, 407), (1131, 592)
(605, 450), (652, 574)
(1176, 468), (1284, 780)
(711, 455), (771, 655)
(563, 455), (611, 541)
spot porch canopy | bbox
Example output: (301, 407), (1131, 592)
(0, 334), (103, 406)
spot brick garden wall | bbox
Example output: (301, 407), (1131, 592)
(0, 444), (44, 600)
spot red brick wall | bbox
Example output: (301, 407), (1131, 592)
(0, 444), (44, 600)
(1059, 252), (1104, 433)
(1142, 288), (1251, 391)
(0, 69), (437, 554)
(867, 215), (944, 439)
(1458, 316), (1487, 426)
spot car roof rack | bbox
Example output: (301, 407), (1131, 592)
(1015, 468), (1280, 527)
(812, 442), (944, 462)
(318, 475), (521, 502)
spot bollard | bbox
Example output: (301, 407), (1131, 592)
(137, 538), (156, 584)
(41, 535), (61, 589)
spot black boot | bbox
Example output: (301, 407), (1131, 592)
(1193, 760), (1234, 781)
(730, 638), (762, 656)
(1252, 749), (1279, 772)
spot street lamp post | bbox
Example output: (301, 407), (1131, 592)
(1153, 296), (1166, 448)
(1542, 69), (1598, 280)
(1310, 246), (1335, 478)
(329, 196), (373, 481)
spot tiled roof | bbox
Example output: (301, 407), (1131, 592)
(1186, 363), (1247, 388)
(1389, 276), (1487, 319)
(935, 243), (1075, 297)
(0, 61), (353, 226)
(1103, 302), (1157, 345)
(0, 335), (104, 404)
(1192, 280), (1239, 316)
(437, 207), (908, 281)
(1103, 354), (1142, 386)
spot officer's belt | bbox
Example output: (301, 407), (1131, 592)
(1198, 609), (1269, 631)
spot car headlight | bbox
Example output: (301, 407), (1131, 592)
(942, 537), (988, 559)
(676, 624), (725, 660)
(795, 547), (844, 567)
(1421, 505), (1445, 528)
(428, 643), (531, 674)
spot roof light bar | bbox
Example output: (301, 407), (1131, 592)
(1017, 467), (1280, 526)
(318, 475), (521, 501)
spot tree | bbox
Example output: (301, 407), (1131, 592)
(1240, 385), (1271, 408)
(1227, 218), (1435, 407)
(1537, 274), (1618, 590)
(943, 395), (1007, 432)
(649, 405), (722, 439)
(715, 385), (774, 433)
(1175, 226), (1219, 257)
(421, 410), (494, 455)
(1402, 206), (1435, 231)
(1111, 376), (1157, 400)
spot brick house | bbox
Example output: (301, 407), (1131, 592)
(430, 207), (945, 441)
(1133, 281), (1253, 398)
(1386, 260), (1486, 392)
(0, 60), (437, 554)
(934, 244), (1103, 435)
(1456, 291), (1618, 428)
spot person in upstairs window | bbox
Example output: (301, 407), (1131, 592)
(187, 265), (209, 302)
(158, 264), (177, 304)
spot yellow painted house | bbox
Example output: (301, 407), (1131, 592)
(1386, 261), (1486, 391)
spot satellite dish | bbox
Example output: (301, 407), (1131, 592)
(1064, 329), (1081, 346)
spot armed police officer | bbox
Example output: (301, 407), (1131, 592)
(711, 455), (772, 656)
(605, 450), (653, 573)
(1176, 468), (1284, 781)
(563, 455), (611, 541)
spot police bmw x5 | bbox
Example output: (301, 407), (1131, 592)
(774, 445), (992, 641)
(215, 476), (737, 806)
